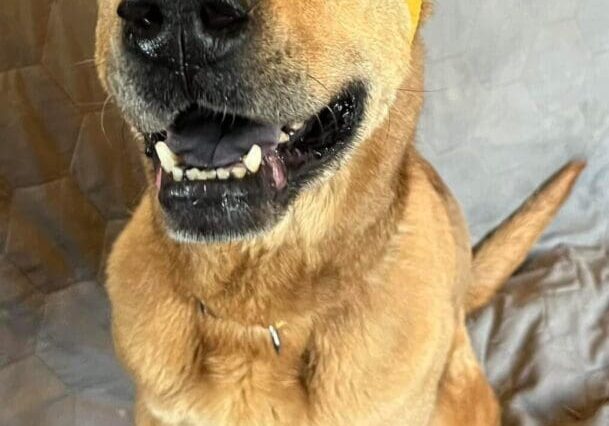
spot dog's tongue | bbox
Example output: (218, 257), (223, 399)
(166, 116), (282, 168)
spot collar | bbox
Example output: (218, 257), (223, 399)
(407, 0), (423, 44)
(198, 300), (285, 355)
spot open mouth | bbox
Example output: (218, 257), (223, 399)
(143, 82), (366, 241)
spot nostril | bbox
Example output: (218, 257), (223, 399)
(117, 1), (163, 36)
(200, 0), (248, 34)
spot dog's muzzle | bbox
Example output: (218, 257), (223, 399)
(109, 0), (371, 242)
(117, 0), (249, 67)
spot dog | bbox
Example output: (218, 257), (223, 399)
(95, 0), (584, 424)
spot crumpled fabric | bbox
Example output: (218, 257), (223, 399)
(469, 246), (609, 425)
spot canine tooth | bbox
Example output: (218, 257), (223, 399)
(231, 165), (247, 179)
(186, 168), (200, 181)
(155, 142), (178, 173)
(217, 168), (230, 180)
(172, 167), (184, 182)
(279, 132), (290, 144)
(244, 145), (262, 173)
(292, 121), (304, 131)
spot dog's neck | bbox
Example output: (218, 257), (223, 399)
(152, 40), (425, 329)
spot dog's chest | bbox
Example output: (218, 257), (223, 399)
(127, 298), (312, 425)
(146, 363), (310, 426)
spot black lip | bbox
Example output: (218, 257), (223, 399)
(145, 82), (367, 241)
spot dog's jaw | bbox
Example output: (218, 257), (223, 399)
(140, 82), (368, 243)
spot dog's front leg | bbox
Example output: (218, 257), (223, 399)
(429, 322), (500, 426)
(135, 396), (165, 426)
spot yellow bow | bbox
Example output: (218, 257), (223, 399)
(406, 0), (422, 44)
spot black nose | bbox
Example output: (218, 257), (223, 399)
(117, 0), (249, 65)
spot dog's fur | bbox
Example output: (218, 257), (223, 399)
(96, 1), (584, 424)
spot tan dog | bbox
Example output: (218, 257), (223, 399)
(96, 0), (584, 424)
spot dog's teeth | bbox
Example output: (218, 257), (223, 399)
(217, 168), (231, 180)
(172, 167), (184, 182)
(292, 121), (304, 131)
(202, 170), (217, 180)
(231, 165), (247, 179)
(182, 165), (253, 181)
(155, 142), (178, 173)
(244, 145), (262, 173)
(185, 168), (200, 181)
(279, 132), (290, 144)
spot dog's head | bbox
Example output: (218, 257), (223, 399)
(96, 0), (423, 242)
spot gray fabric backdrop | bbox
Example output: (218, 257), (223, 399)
(421, 4), (609, 423)
(420, 0), (609, 250)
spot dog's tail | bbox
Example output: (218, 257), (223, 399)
(466, 161), (586, 314)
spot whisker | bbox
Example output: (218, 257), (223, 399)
(313, 112), (324, 134)
(221, 104), (228, 125)
(246, 0), (264, 14)
(100, 94), (114, 147)
(322, 105), (340, 132)
(397, 87), (444, 94)
(306, 72), (331, 96)
(72, 57), (111, 69)
(75, 101), (108, 107)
